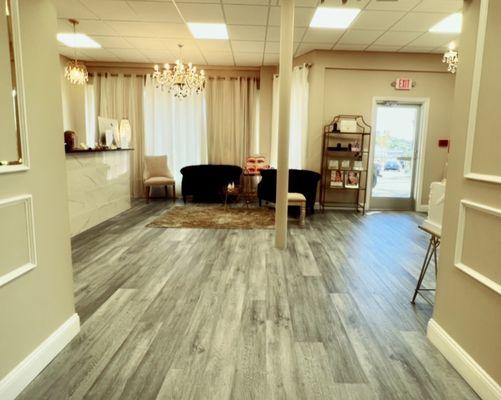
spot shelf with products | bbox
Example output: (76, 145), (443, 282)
(326, 151), (367, 156)
(326, 187), (367, 191)
(320, 114), (371, 214)
(325, 131), (371, 136)
(327, 168), (368, 172)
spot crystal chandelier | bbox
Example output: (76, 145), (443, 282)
(152, 44), (206, 98)
(64, 19), (88, 85)
(65, 59), (88, 85)
(442, 49), (459, 74)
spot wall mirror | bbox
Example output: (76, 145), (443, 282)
(0, 0), (29, 173)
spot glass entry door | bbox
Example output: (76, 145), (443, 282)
(370, 102), (421, 210)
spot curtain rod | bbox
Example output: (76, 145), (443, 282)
(273, 63), (312, 78)
(89, 73), (144, 78)
(206, 76), (259, 80)
(85, 62), (260, 71)
(89, 73), (260, 81)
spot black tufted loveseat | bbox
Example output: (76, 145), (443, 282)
(180, 164), (243, 203)
(257, 169), (321, 214)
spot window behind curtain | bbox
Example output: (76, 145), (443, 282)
(143, 74), (208, 186)
(270, 65), (309, 169)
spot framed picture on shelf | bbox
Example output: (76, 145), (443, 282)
(353, 160), (364, 171)
(328, 160), (339, 169)
(352, 140), (361, 152)
(330, 170), (344, 188)
(341, 160), (351, 170)
(340, 119), (357, 133)
(345, 171), (360, 188)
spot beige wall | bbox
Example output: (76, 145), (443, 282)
(60, 55), (86, 144)
(294, 50), (455, 208)
(0, 0), (76, 380)
(433, 0), (501, 389)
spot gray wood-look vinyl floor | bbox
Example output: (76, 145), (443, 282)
(18, 201), (479, 400)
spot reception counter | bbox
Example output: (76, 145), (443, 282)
(66, 149), (132, 236)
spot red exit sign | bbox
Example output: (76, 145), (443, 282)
(395, 78), (413, 90)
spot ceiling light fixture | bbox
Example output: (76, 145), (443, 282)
(57, 19), (101, 49)
(430, 13), (462, 33)
(152, 44), (206, 98)
(187, 23), (228, 39)
(310, 7), (360, 29)
(62, 19), (90, 85)
(57, 33), (101, 48)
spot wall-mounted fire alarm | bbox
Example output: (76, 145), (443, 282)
(438, 139), (449, 148)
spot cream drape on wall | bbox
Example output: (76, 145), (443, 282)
(85, 74), (145, 198)
(143, 75), (208, 189)
(270, 65), (309, 169)
(205, 77), (259, 166)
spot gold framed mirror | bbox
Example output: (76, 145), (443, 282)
(0, 0), (29, 173)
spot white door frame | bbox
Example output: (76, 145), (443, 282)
(367, 96), (431, 212)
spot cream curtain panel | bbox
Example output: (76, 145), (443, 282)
(85, 74), (145, 198)
(205, 77), (259, 166)
(270, 65), (309, 169)
(143, 75), (208, 189)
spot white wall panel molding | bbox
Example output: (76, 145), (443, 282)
(454, 199), (501, 295)
(0, 194), (37, 287)
(463, 0), (501, 184)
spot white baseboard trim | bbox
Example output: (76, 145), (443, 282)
(416, 204), (429, 212)
(427, 318), (501, 400)
(0, 313), (80, 400)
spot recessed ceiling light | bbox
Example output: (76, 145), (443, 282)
(310, 7), (360, 29)
(57, 33), (101, 48)
(448, 41), (457, 50)
(430, 13), (462, 33)
(188, 23), (228, 40)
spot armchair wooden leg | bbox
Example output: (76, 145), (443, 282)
(145, 186), (150, 203)
(165, 186), (169, 200)
(173, 183), (176, 203)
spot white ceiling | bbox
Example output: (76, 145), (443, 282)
(55, 0), (463, 67)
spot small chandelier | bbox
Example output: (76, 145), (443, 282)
(442, 49), (459, 74)
(152, 44), (206, 98)
(64, 19), (88, 85)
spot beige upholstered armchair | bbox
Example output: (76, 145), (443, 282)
(143, 156), (175, 203)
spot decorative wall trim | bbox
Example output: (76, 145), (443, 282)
(0, 313), (80, 400)
(427, 319), (501, 400)
(416, 204), (429, 213)
(0, 194), (37, 287)
(454, 199), (501, 295)
(0, 0), (30, 175)
(463, 0), (500, 184)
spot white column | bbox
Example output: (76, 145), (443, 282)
(274, 0), (295, 249)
